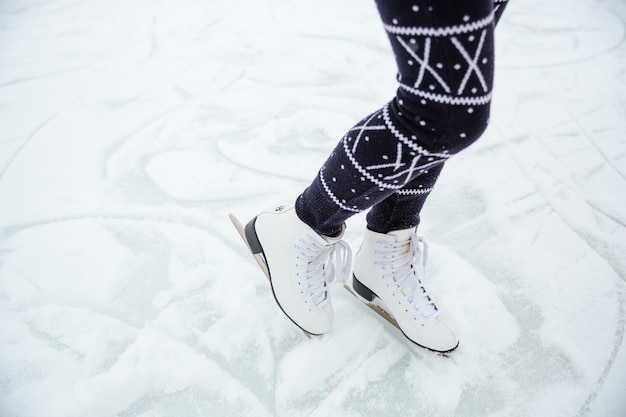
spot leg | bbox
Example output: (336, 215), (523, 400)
(368, 0), (509, 233)
(297, 0), (498, 236)
(325, 0), (499, 352)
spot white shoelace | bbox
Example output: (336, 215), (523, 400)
(295, 235), (352, 312)
(375, 235), (441, 325)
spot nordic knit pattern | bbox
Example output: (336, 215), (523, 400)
(297, 0), (509, 236)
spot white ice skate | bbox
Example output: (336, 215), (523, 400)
(229, 205), (352, 336)
(349, 227), (459, 353)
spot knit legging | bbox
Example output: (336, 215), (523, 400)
(296, 0), (509, 236)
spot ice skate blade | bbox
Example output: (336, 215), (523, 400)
(229, 213), (319, 340)
(344, 283), (457, 356)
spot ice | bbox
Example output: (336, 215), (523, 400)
(1, 0), (625, 416)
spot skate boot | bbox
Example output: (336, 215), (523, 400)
(351, 227), (459, 353)
(232, 205), (352, 336)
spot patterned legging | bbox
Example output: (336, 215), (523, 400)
(296, 0), (509, 236)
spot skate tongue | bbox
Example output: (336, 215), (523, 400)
(387, 227), (417, 256)
(388, 227), (418, 242)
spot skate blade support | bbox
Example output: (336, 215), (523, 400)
(228, 213), (314, 339)
(344, 281), (400, 330)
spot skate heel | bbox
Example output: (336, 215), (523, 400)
(346, 275), (400, 330)
(229, 213), (271, 280)
(244, 216), (263, 255)
(352, 275), (376, 302)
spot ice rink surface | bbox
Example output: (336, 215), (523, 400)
(1, 0), (625, 416)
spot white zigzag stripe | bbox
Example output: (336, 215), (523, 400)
(397, 187), (433, 196)
(319, 168), (361, 212)
(399, 83), (491, 106)
(381, 104), (452, 159)
(384, 12), (494, 37)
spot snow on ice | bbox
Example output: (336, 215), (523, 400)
(1, 0), (625, 416)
